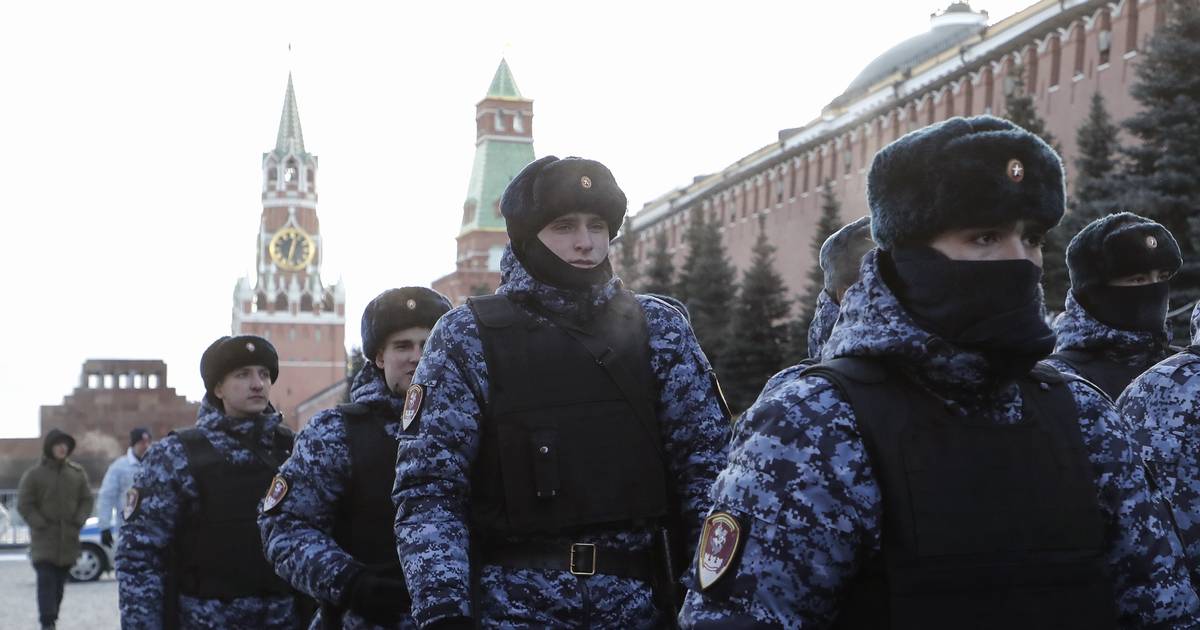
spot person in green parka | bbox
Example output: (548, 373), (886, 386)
(18, 428), (94, 630)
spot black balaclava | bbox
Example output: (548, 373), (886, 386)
(517, 237), (614, 291)
(883, 245), (1056, 380)
(1079, 283), (1171, 333)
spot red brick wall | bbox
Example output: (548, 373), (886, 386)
(0, 360), (200, 488)
(433, 230), (510, 305)
(617, 0), (1164, 314)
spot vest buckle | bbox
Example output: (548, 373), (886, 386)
(569, 543), (596, 576)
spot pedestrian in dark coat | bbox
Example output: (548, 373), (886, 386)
(18, 428), (94, 630)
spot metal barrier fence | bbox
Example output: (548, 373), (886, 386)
(0, 489), (32, 546)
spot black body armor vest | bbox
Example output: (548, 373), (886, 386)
(1049, 349), (1154, 400)
(175, 427), (294, 599)
(333, 404), (404, 569)
(807, 358), (1117, 630)
(468, 291), (668, 536)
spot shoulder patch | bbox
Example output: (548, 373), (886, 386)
(697, 511), (745, 590)
(261, 475), (289, 513)
(123, 488), (140, 521)
(402, 384), (425, 431)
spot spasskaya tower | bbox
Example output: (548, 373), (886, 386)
(231, 73), (346, 430)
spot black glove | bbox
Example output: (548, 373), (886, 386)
(346, 572), (406, 625)
(427, 617), (473, 630)
(100, 529), (114, 547)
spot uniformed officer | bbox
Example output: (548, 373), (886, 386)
(808, 215), (874, 359)
(679, 116), (1200, 628)
(259, 287), (451, 630)
(392, 156), (731, 628)
(118, 335), (301, 629)
(1119, 301), (1200, 586)
(1044, 212), (1182, 399)
(762, 217), (875, 402)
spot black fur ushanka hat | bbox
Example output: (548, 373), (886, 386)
(200, 335), (279, 395)
(361, 287), (452, 360)
(820, 215), (874, 294)
(867, 115), (1065, 250)
(500, 155), (627, 248)
(1067, 212), (1182, 292)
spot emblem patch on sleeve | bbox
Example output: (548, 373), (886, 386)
(698, 512), (743, 590)
(402, 384), (425, 431)
(123, 488), (140, 521)
(261, 475), (289, 513)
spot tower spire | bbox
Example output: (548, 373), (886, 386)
(275, 73), (306, 155)
(486, 58), (523, 100)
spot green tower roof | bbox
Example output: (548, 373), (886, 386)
(274, 73), (306, 156)
(461, 139), (535, 234)
(486, 59), (523, 100)
(461, 59), (534, 235)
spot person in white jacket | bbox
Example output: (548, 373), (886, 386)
(95, 428), (151, 548)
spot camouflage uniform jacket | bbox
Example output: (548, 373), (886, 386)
(679, 249), (1200, 628)
(1119, 302), (1200, 588)
(117, 400), (299, 630)
(259, 362), (416, 630)
(806, 289), (840, 360)
(393, 247), (731, 628)
(1044, 290), (1172, 399)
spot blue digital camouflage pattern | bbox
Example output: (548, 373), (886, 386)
(1044, 290), (1172, 397)
(806, 289), (840, 360)
(680, 249), (1200, 628)
(117, 400), (300, 629)
(259, 362), (415, 630)
(1119, 302), (1200, 588)
(393, 246), (731, 627)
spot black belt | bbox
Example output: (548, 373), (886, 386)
(482, 542), (654, 582)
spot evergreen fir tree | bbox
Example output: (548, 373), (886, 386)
(1003, 65), (1058, 150)
(616, 228), (642, 290)
(342, 346), (366, 403)
(786, 181), (842, 363)
(676, 204), (738, 370)
(641, 232), (675, 295)
(1043, 92), (1121, 311)
(1115, 0), (1200, 339)
(724, 218), (791, 411)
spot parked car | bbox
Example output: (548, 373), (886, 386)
(70, 516), (114, 582)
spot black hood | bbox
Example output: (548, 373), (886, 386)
(42, 428), (76, 458)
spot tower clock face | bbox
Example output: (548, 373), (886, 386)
(269, 227), (316, 271)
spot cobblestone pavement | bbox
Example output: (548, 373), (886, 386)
(0, 551), (119, 630)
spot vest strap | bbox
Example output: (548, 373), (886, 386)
(481, 541), (654, 582)
(336, 407), (404, 569)
(526, 299), (665, 459)
(469, 294), (519, 328)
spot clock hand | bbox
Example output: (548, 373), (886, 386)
(287, 238), (297, 262)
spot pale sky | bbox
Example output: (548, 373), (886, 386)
(0, 0), (1033, 437)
